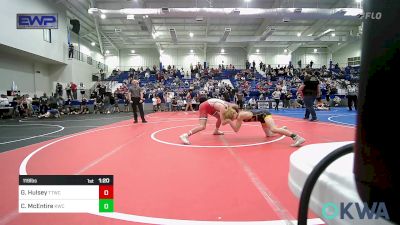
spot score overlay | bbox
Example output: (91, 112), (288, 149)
(19, 175), (113, 213)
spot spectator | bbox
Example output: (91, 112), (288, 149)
(272, 89), (281, 111)
(171, 98), (178, 111)
(235, 91), (244, 109)
(39, 93), (49, 114)
(165, 92), (172, 112)
(152, 95), (157, 112)
(0, 94), (9, 107)
(65, 83), (72, 99)
(185, 90), (194, 111)
(298, 75), (320, 121)
(56, 83), (63, 97)
(68, 43), (74, 59)
(124, 94), (130, 112)
(79, 82), (86, 99)
(111, 94), (120, 113)
(248, 97), (256, 109)
(71, 82), (78, 100)
(79, 97), (89, 114)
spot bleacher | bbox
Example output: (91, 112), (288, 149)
(100, 65), (359, 107)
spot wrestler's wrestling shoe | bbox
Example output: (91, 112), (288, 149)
(180, 133), (191, 145)
(291, 135), (305, 147)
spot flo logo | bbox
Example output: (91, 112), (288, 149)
(322, 202), (389, 220)
(359, 12), (382, 20)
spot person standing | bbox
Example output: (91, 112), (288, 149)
(346, 83), (358, 111)
(185, 89), (194, 112)
(65, 83), (72, 99)
(235, 91), (244, 109)
(298, 75), (320, 121)
(71, 82), (78, 100)
(272, 88), (281, 111)
(79, 82), (86, 99)
(56, 83), (63, 97)
(68, 43), (74, 59)
(128, 80), (147, 123)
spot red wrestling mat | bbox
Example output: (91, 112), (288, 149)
(0, 112), (355, 225)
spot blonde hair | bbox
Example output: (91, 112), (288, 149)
(223, 107), (237, 120)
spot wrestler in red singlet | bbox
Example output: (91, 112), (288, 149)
(180, 98), (238, 145)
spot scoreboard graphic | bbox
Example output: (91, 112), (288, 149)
(19, 175), (113, 213)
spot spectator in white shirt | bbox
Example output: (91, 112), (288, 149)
(272, 89), (281, 111)
(0, 94), (9, 107)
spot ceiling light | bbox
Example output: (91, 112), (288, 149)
(195, 16), (204, 22)
(221, 48), (225, 53)
(221, 28), (231, 42)
(127, 15), (135, 20)
(284, 49), (288, 53)
(356, 0), (362, 2)
(331, 33), (336, 37)
(91, 42), (95, 46)
(190, 49), (194, 53)
(169, 28), (177, 43)
(314, 48), (317, 53)
(145, 15), (149, 18)
(343, 8), (363, 16)
(294, 8), (302, 13)
(314, 28), (335, 41)
(162, 8), (170, 13)
(189, 32), (194, 38)
(100, 14), (106, 19)
(256, 49), (260, 53)
(297, 32), (301, 37)
(131, 50), (135, 54)
(105, 50), (110, 54)
(88, 8), (99, 14)
(259, 26), (275, 41)
(244, 0), (251, 2)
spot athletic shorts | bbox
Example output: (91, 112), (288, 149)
(198, 101), (216, 119)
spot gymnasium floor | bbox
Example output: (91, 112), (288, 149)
(0, 108), (356, 225)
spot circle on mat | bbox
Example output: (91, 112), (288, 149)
(327, 114), (356, 126)
(150, 124), (285, 148)
(20, 123), (324, 224)
(0, 124), (64, 145)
